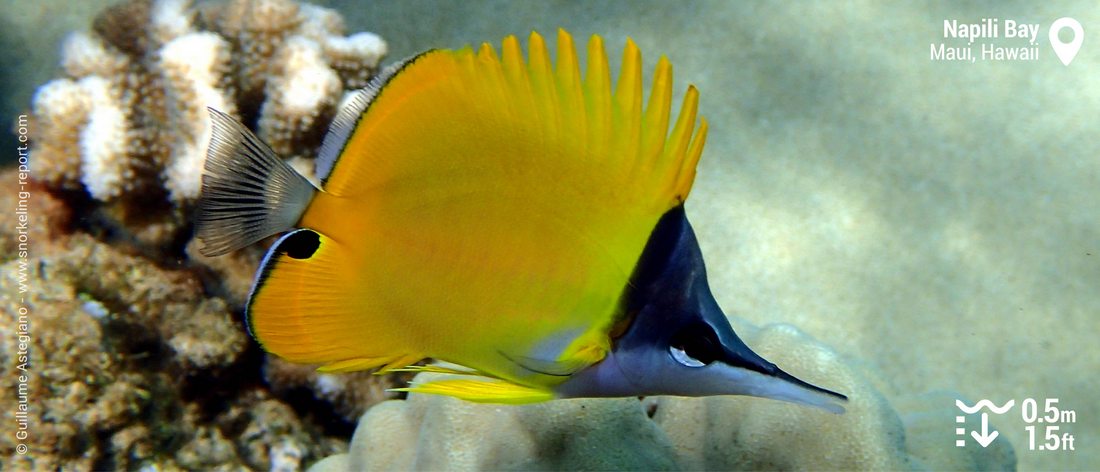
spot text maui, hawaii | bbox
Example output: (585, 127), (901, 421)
(931, 19), (1039, 62)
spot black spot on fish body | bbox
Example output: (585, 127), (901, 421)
(280, 230), (321, 260)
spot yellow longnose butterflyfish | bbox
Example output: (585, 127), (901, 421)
(195, 29), (846, 412)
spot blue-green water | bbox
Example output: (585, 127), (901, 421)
(3, 1), (1097, 469)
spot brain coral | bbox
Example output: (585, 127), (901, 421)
(311, 322), (1016, 471)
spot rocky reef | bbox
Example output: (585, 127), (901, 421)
(0, 181), (341, 470)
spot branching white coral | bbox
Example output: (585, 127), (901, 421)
(29, 79), (91, 190)
(78, 77), (133, 201)
(61, 31), (129, 79)
(29, 0), (387, 213)
(259, 35), (341, 156)
(297, 3), (345, 39)
(161, 32), (236, 202)
(322, 32), (387, 88)
(151, 0), (198, 45)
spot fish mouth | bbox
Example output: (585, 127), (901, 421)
(657, 319), (848, 414)
(643, 316), (849, 413)
(713, 359), (849, 414)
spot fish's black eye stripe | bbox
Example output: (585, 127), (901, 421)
(669, 323), (721, 366)
(280, 230), (321, 260)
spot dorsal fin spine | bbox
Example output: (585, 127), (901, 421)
(554, 29), (585, 145)
(666, 86), (702, 199)
(502, 35), (535, 133)
(475, 43), (511, 127)
(584, 35), (612, 164)
(613, 38), (643, 182)
(641, 56), (673, 171)
(527, 32), (559, 137)
(679, 117), (709, 199)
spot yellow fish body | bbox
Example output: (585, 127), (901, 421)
(196, 30), (846, 411)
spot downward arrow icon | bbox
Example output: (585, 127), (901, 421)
(971, 412), (999, 447)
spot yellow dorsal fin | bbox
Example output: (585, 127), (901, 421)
(582, 34), (612, 171)
(323, 29), (707, 216)
(527, 32), (558, 134)
(613, 38), (642, 183)
(394, 377), (555, 404)
(641, 56), (673, 171)
(554, 29), (585, 140)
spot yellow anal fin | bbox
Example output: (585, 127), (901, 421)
(394, 378), (554, 404)
(389, 364), (493, 378)
(374, 353), (427, 375)
(315, 354), (422, 375)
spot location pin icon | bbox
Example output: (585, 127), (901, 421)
(1049, 17), (1084, 66)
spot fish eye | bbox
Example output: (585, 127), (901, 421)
(670, 345), (706, 367)
(668, 324), (721, 367)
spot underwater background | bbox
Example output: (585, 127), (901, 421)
(1, 0), (1096, 470)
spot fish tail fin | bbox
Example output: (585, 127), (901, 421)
(195, 108), (317, 257)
